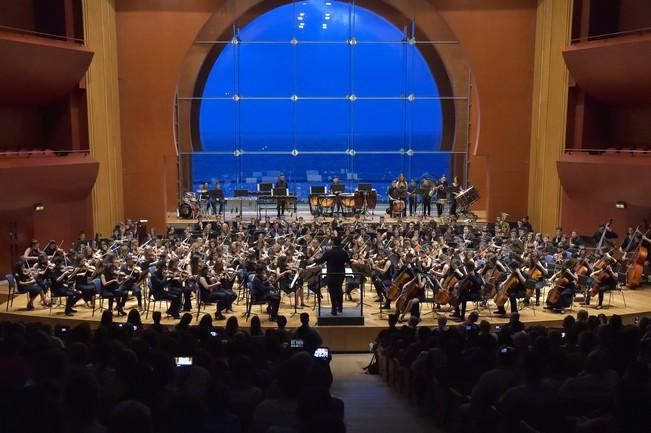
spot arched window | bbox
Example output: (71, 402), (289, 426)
(193, 0), (452, 199)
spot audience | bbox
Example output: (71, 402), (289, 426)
(375, 312), (651, 433)
(0, 312), (342, 433)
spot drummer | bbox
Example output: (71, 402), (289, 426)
(330, 175), (345, 215)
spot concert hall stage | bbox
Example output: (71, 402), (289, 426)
(1, 281), (649, 352)
(166, 204), (488, 228)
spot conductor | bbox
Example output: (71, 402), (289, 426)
(312, 237), (351, 316)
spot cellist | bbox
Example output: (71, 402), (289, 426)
(585, 254), (618, 309)
(450, 262), (483, 322)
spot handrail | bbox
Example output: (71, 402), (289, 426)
(0, 24), (84, 43)
(571, 26), (651, 44)
(0, 149), (91, 157)
(564, 148), (651, 155)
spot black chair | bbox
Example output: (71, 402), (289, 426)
(5, 274), (25, 311)
(144, 280), (171, 320)
(244, 275), (270, 321)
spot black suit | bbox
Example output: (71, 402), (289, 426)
(275, 180), (288, 216)
(316, 246), (351, 314)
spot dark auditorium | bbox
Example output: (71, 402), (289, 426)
(2, 1), (651, 433)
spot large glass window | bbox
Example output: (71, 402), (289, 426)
(190, 0), (463, 201)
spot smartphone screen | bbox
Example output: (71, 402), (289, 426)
(175, 356), (193, 367)
(314, 347), (329, 359)
(290, 339), (304, 348)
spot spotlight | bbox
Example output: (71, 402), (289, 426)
(34, 203), (45, 212)
(615, 201), (626, 209)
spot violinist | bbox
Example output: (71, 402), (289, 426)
(119, 255), (143, 311)
(198, 263), (228, 320)
(74, 258), (98, 307)
(33, 253), (53, 296)
(585, 254), (618, 309)
(23, 239), (42, 263)
(149, 260), (181, 319)
(100, 260), (128, 316)
(251, 264), (280, 320)
(49, 257), (83, 317)
(13, 260), (49, 310)
(275, 256), (306, 308)
(168, 258), (192, 312)
(212, 260), (237, 312)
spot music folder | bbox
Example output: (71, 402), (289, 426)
(272, 188), (288, 196)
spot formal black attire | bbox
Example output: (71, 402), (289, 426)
(315, 246), (351, 315)
(251, 274), (280, 318)
(275, 179), (288, 216)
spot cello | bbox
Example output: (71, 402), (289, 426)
(626, 229), (650, 289)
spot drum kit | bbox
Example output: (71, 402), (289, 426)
(178, 191), (213, 219)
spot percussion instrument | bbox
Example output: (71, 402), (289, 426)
(340, 194), (356, 209)
(178, 202), (193, 219)
(393, 200), (405, 212)
(309, 194), (320, 209)
(354, 191), (366, 210)
(318, 195), (336, 209)
(184, 192), (198, 203)
(455, 186), (480, 210)
(366, 190), (377, 210)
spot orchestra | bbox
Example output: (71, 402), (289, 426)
(7, 174), (650, 325)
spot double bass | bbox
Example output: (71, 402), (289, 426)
(627, 229), (650, 289)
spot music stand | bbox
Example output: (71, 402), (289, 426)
(331, 184), (345, 194)
(234, 189), (249, 197)
(258, 183), (273, 195)
(310, 185), (326, 195)
(272, 188), (288, 196)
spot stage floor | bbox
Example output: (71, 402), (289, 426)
(167, 204), (488, 227)
(1, 281), (649, 351)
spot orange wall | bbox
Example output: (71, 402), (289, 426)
(116, 0), (537, 230)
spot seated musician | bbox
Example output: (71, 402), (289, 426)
(546, 259), (578, 313)
(49, 257), (83, 317)
(212, 260), (237, 312)
(371, 253), (393, 309)
(451, 262), (483, 322)
(494, 260), (527, 316)
(119, 255), (143, 311)
(33, 253), (53, 295)
(100, 259), (128, 316)
(168, 258), (192, 312)
(149, 260), (181, 319)
(275, 173), (288, 217)
(74, 258), (98, 307)
(197, 263), (231, 320)
(523, 252), (547, 306)
(251, 264), (280, 320)
(209, 181), (225, 216)
(23, 239), (42, 264)
(585, 255), (618, 310)
(13, 260), (49, 310)
(275, 256), (306, 308)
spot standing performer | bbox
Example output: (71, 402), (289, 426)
(209, 181), (225, 216)
(408, 179), (418, 217)
(312, 237), (351, 316)
(275, 173), (288, 217)
(435, 175), (448, 217)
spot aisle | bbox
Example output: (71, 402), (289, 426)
(330, 354), (444, 433)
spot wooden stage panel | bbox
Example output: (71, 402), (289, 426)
(2, 282), (651, 351)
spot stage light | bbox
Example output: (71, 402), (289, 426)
(616, 201), (626, 209)
(34, 203), (45, 212)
